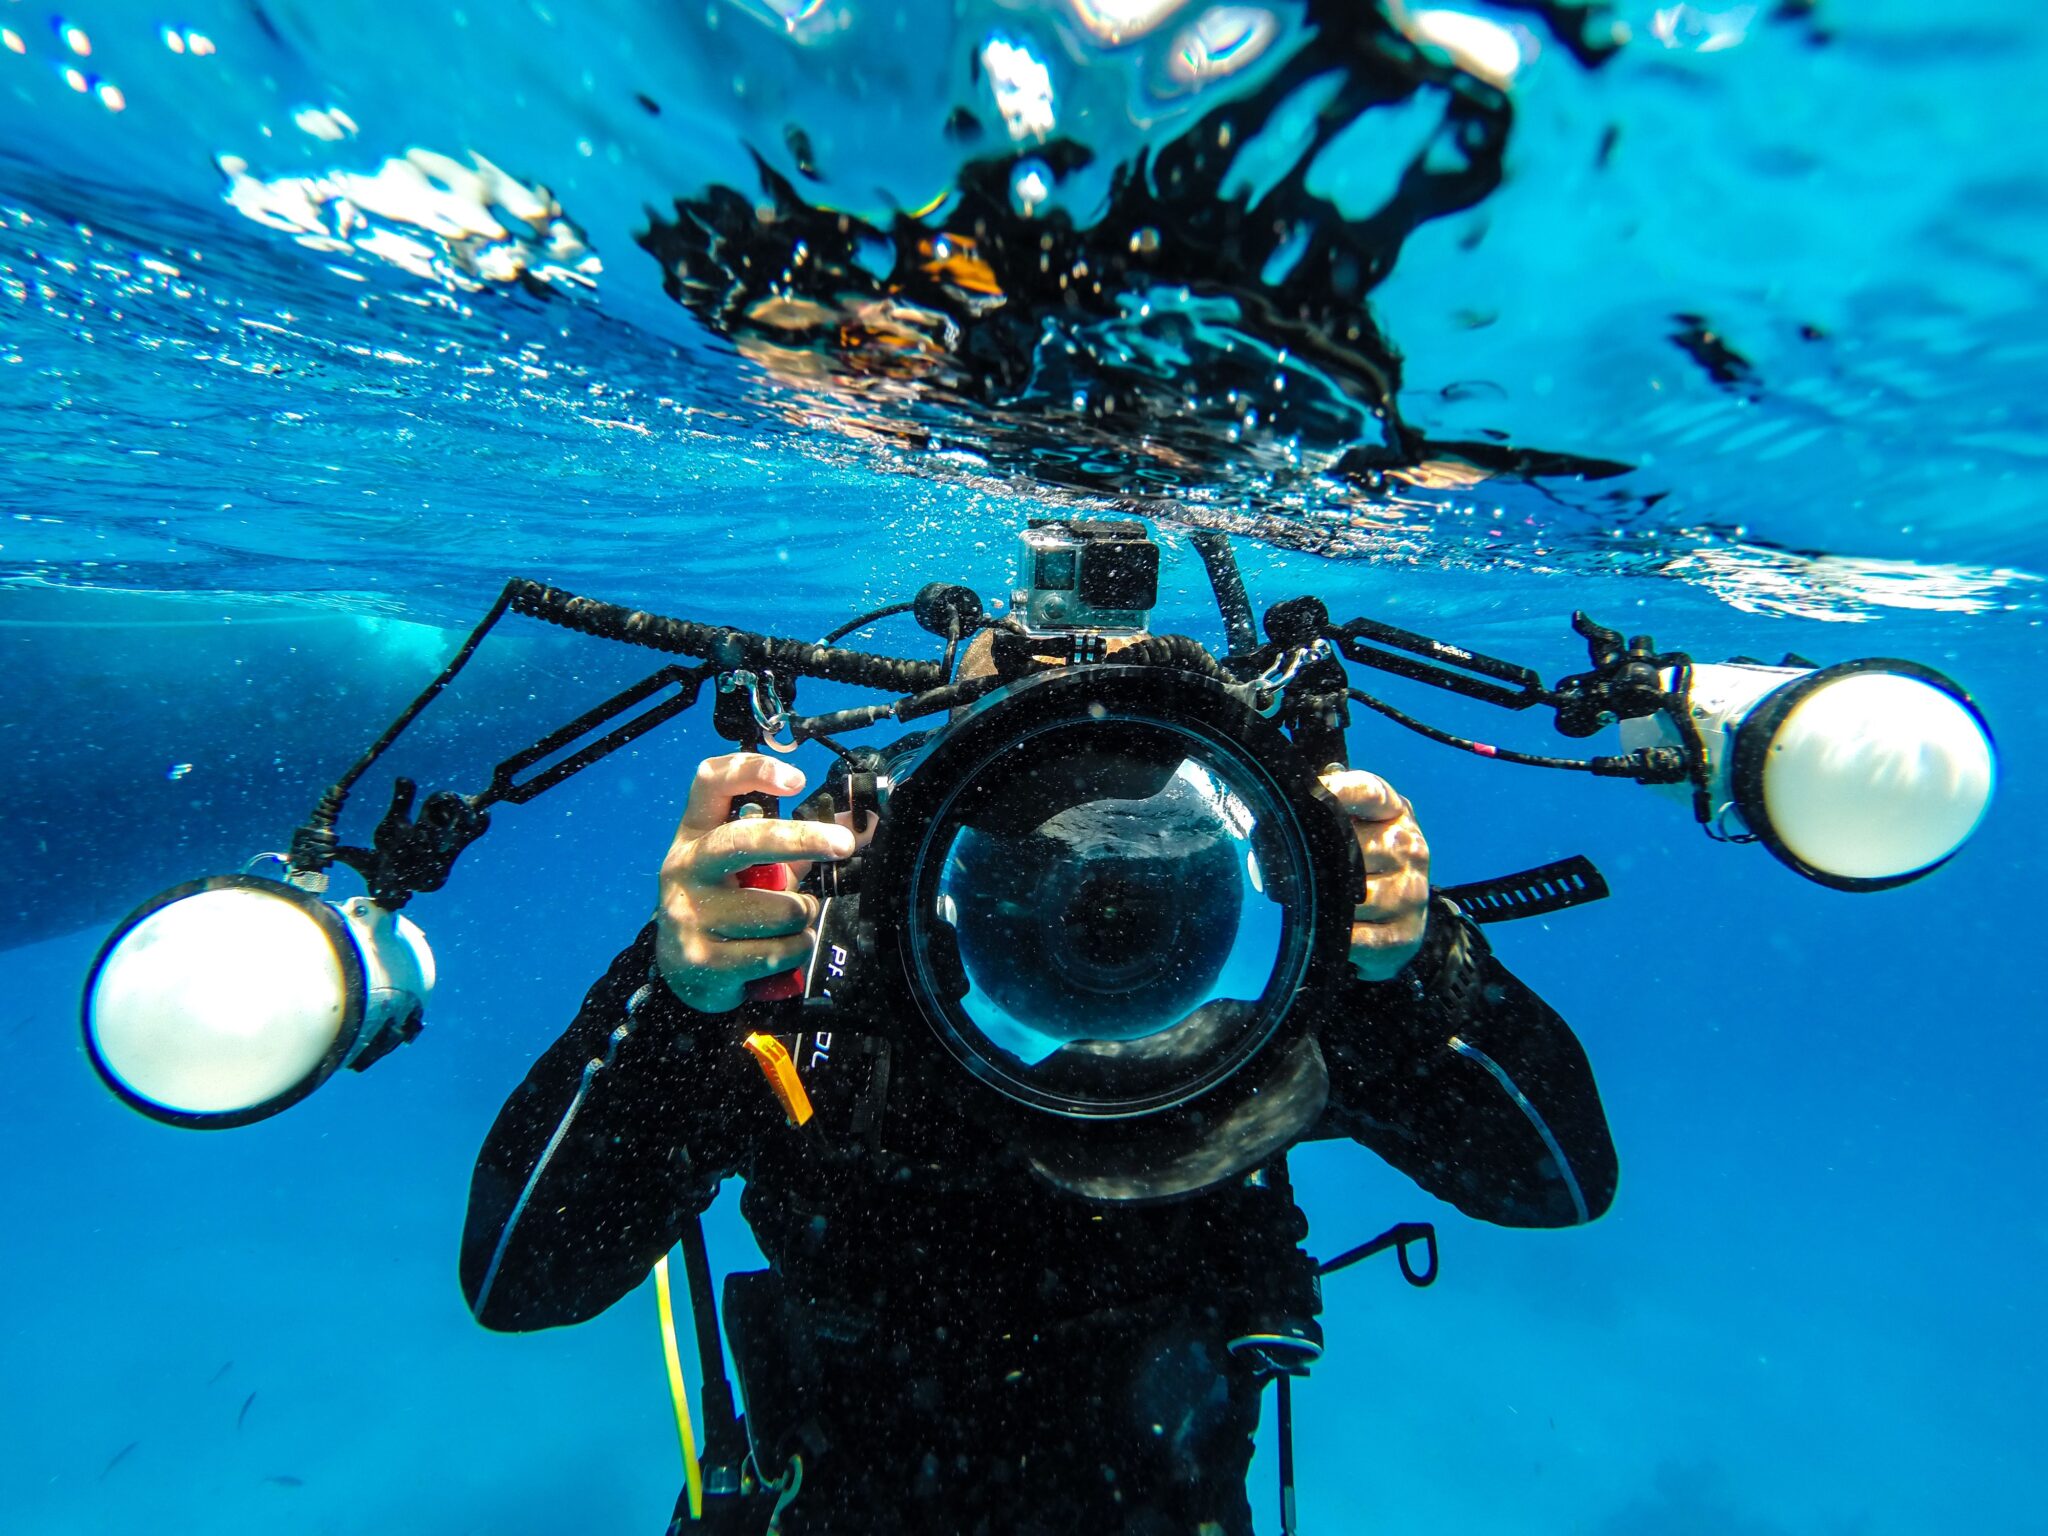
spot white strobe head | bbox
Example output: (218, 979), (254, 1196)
(84, 876), (366, 1127)
(1731, 661), (1996, 889)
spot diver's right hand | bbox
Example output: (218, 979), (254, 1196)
(655, 754), (856, 1014)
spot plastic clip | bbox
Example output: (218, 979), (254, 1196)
(719, 670), (800, 754)
(1394, 1225), (1439, 1287)
(742, 1033), (815, 1127)
(1252, 639), (1332, 717)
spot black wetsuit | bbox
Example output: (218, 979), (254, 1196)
(462, 901), (1616, 1535)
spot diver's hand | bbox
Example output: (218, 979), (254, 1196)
(1320, 768), (1431, 984)
(656, 754), (856, 1014)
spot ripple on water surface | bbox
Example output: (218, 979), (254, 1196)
(0, 0), (2042, 621)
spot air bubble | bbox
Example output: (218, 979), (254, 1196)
(1010, 159), (1052, 218)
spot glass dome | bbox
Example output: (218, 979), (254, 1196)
(903, 713), (1319, 1118)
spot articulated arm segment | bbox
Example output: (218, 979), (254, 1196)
(505, 579), (945, 692)
(1327, 615), (1552, 712)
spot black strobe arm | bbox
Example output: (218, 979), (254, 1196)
(1190, 532), (1260, 657)
(506, 580), (945, 693)
(480, 663), (714, 808)
(293, 575), (954, 896)
(1329, 616), (1552, 712)
(1334, 616), (1547, 690)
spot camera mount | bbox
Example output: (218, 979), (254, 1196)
(270, 549), (1731, 913)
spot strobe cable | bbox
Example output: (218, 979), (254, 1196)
(786, 671), (1010, 745)
(332, 585), (517, 800)
(290, 585), (521, 874)
(818, 600), (917, 647)
(1345, 688), (1687, 782)
(289, 579), (955, 879)
(1189, 530), (1259, 657)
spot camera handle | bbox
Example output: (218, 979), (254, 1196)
(708, 667), (810, 1005)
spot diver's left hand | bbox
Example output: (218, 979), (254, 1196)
(1320, 768), (1431, 983)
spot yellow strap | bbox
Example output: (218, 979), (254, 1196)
(653, 1254), (704, 1522)
(742, 1033), (815, 1127)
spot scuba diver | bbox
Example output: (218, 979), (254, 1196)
(457, 540), (1620, 1535)
(81, 518), (1993, 1532)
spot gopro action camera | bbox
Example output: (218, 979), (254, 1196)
(1013, 520), (1161, 634)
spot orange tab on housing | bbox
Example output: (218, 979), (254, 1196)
(741, 1032), (815, 1127)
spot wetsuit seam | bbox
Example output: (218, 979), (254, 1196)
(474, 1012), (636, 1320)
(1447, 1034), (1590, 1225)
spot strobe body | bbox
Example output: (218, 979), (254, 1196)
(1619, 659), (1996, 890)
(83, 875), (435, 1128)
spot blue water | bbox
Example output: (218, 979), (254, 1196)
(2, 1), (2044, 1532)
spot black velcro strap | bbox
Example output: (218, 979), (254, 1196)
(1437, 856), (1609, 924)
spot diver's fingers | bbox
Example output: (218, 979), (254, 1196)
(1321, 768), (1409, 824)
(691, 886), (819, 940)
(1353, 815), (1430, 882)
(1352, 912), (1427, 948)
(1348, 911), (1428, 982)
(782, 811), (880, 884)
(1356, 845), (1407, 879)
(1355, 864), (1431, 925)
(690, 817), (857, 879)
(1349, 856), (1431, 981)
(658, 928), (815, 996)
(785, 809), (880, 884)
(675, 754), (807, 836)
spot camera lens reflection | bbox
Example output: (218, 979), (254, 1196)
(926, 746), (1287, 1076)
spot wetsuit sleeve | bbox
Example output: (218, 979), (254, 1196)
(1315, 897), (1619, 1228)
(460, 923), (777, 1331)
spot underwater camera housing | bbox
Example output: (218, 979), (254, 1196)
(796, 660), (1359, 1200)
(1013, 518), (1159, 635)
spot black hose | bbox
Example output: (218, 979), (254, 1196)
(505, 580), (945, 692)
(1190, 532), (1259, 656)
(1276, 1373), (1298, 1536)
(679, 1220), (748, 1478)
(1317, 1221), (1439, 1287)
(1116, 633), (1225, 677)
(819, 600), (916, 646)
(1347, 687), (1598, 771)
(335, 583), (516, 797)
